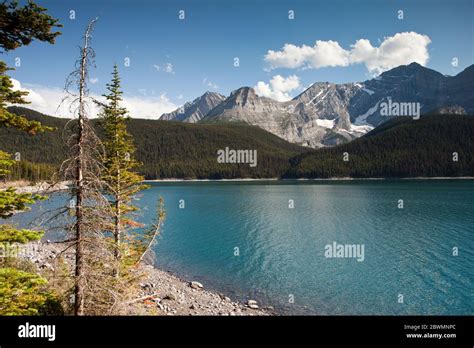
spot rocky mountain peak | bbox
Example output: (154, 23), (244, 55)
(161, 63), (474, 148)
(378, 62), (445, 81)
(160, 91), (225, 123)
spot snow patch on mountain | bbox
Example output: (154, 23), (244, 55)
(362, 87), (375, 95)
(316, 118), (335, 128)
(307, 89), (325, 105)
(354, 100), (381, 125)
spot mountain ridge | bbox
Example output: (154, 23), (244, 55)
(160, 63), (474, 148)
(160, 91), (225, 123)
(2, 106), (473, 180)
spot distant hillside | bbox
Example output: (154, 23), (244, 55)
(283, 114), (474, 178)
(162, 63), (474, 148)
(2, 107), (473, 180)
(1, 107), (310, 179)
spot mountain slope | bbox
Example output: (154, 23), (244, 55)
(202, 87), (326, 146)
(160, 91), (226, 123)
(348, 63), (466, 126)
(1, 106), (310, 179)
(166, 63), (474, 148)
(284, 114), (474, 178)
(3, 107), (473, 180)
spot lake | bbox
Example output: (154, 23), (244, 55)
(13, 180), (474, 315)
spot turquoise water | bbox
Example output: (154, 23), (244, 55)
(14, 180), (474, 315)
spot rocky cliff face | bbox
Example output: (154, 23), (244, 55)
(204, 85), (370, 147)
(161, 63), (474, 147)
(205, 87), (332, 147)
(160, 91), (226, 123)
(348, 62), (454, 126)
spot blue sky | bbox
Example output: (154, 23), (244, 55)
(4, 0), (473, 118)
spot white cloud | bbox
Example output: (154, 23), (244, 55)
(10, 79), (177, 119)
(121, 94), (177, 119)
(264, 41), (349, 71)
(153, 62), (175, 74)
(254, 75), (301, 102)
(349, 32), (431, 74)
(89, 77), (99, 84)
(264, 32), (431, 75)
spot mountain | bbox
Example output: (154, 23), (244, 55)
(2, 107), (473, 180)
(201, 84), (372, 148)
(160, 91), (226, 123)
(2, 106), (310, 180)
(346, 63), (474, 126)
(284, 114), (474, 178)
(161, 63), (474, 148)
(203, 87), (325, 145)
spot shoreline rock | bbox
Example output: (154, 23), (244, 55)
(0, 180), (70, 194)
(19, 241), (273, 316)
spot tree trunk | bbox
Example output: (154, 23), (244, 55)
(114, 194), (121, 278)
(74, 20), (95, 316)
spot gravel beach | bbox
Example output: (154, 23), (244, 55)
(19, 241), (272, 316)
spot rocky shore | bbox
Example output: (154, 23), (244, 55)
(20, 241), (272, 316)
(0, 180), (69, 194)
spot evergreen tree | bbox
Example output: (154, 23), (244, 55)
(0, 0), (60, 132)
(0, 0), (61, 315)
(98, 64), (147, 277)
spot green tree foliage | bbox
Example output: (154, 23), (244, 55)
(3, 107), (474, 179)
(0, 0), (61, 51)
(0, 0), (60, 133)
(1, 106), (309, 179)
(0, 62), (54, 133)
(97, 65), (148, 275)
(0, 224), (42, 243)
(284, 115), (474, 178)
(0, 268), (62, 315)
(4, 160), (55, 182)
(0, 0), (61, 316)
(0, 187), (42, 218)
(0, 149), (14, 176)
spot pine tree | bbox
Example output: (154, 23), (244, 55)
(0, 0), (61, 315)
(0, 0), (60, 132)
(98, 64), (147, 277)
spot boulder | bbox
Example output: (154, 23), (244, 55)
(247, 300), (259, 309)
(190, 281), (203, 289)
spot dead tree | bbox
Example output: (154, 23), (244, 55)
(58, 18), (115, 315)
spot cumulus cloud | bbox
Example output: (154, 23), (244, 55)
(11, 79), (177, 119)
(265, 40), (349, 71)
(264, 32), (431, 74)
(120, 94), (177, 119)
(254, 75), (301, 102)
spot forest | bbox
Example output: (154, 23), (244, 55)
(0, 6), (164, 316)
(1, 106), (310, 180)
(285, 114), (474, 178)
(0, 0), (473, 319)
(2, 106), (474, 181)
